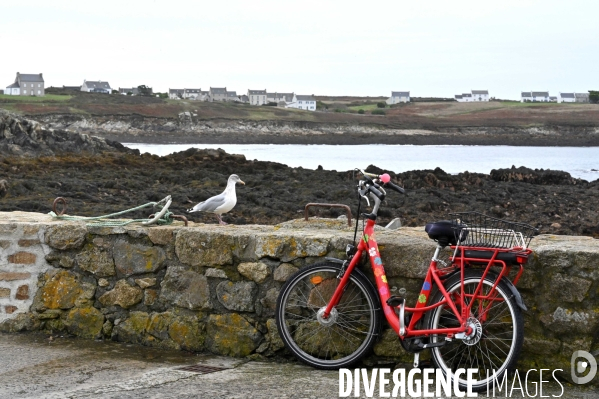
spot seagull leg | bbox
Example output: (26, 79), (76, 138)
(216, 214), (227, 225)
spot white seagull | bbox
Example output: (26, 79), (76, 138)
(187, 174), (245, 225)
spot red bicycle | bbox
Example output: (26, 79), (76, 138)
(275, 169), (537, 391)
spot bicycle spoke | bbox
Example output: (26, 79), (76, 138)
(277, 264), (380, 367)
(428, 274), (523, 390)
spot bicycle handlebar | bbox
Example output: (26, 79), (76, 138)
(357, 169), (405, 195)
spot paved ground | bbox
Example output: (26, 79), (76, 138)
(0, 332), (596, 399)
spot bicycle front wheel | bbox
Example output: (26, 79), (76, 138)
(275, 261), (382, 369)
(425, 269), (524, 392)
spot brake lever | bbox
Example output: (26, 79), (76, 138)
(359, 188), (371, 206)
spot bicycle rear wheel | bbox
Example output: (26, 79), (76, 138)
(275, 261), (382, 369)
(425, 269), (524, 392)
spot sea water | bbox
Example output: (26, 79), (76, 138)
(123, 144), (599, 182)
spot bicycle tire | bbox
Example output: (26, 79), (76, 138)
(275, 261), (382, 369)
(424, 269), (524, 392)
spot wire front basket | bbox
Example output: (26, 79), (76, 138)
(450, 212), (538, 250)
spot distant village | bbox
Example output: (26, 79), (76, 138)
(2, 72), (595, 109)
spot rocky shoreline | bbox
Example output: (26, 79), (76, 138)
(1, 111), (598, 238)
(35, 113), (599, 146)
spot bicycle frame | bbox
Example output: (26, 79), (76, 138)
(323, 217), (528, 340)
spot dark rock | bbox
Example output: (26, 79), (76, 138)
(159, 266), (212, 310)
(113, 239), (166, 277)
(0, 111), (137, 157)
(0, 180), (7, 198)
(216, 281), (257, 312)
(1, 135), (599, 238)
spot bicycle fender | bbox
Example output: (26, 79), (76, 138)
(500, 277), (527, 311)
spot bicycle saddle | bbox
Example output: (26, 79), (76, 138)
(425, 220), (467, 246)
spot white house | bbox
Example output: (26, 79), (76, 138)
(248, 89), (267, 105)
(4, 82), (20, 96)
(521, 92), (532, 102)
(286, 94), (317, 111)
(183, 88), (202, 100)
(81, 80), (111, 93)
(169, 89), (184, 99)
(267, 92), (294, 105)
(386, 91), (410, 104)
(532, 91), (550, 102)
(472, 90), (489, 101)
(4, 72), (45, 96)
(559, 93), (575, 103)
(521, 91), (550, 102)
(456, 93), (473, 102)
(455, 90), (488, 102)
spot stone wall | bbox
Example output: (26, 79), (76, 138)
(0, 212), (597, 384)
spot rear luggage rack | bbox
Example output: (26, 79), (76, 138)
(450, 212), (538, 250)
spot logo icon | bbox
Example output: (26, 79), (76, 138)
(571, 350), (598, 384)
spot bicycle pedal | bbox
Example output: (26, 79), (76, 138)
(386, 296), (405, 307)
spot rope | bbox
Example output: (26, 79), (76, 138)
(49, 196), (175, 227)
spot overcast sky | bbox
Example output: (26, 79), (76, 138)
(2, 0), (597, 99)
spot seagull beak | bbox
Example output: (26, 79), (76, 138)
(239, 180), (245, 185)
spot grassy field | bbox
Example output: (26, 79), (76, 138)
(1, 92), (597, 129)
(346, 104), (384, 112)
(0, 94), (72, 102)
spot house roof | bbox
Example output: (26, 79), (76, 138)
(169, 89), (184, 94)
(210, 87), (226, 94)
(560, 93), (575, 98)
(462, 93), (472, 97)
(575, 93), (589, 98)
(472, 90), (488, 95)
(6, 82), (19, 88)
(84, 81), (111, 89)
(185, 89), (202, 93)
(226, 91), (237, 97)
(296, 95), (315, 101)
(391, 91), (410, 97)
(532, 91), (549, 97)
(521, 92), (532, 97)
(455, 95), (463, 99)
(17, 73), (44, 82)
(269, 92), (294, 102)
(248, 89), (266, 95)
(549, 96), (558, 100)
